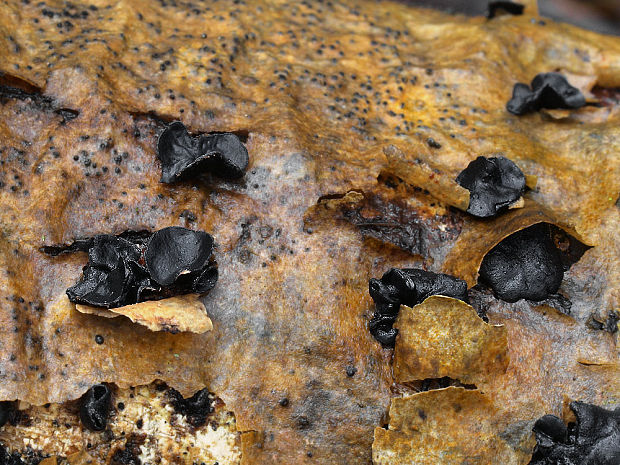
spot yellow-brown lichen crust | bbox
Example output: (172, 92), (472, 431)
(0, 1), (618, 464)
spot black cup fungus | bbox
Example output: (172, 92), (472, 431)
(157, 121), (200, 183)
(479, 223), (564, 303)
(145, 227), (214, 286)
(192, 264), (219, 294)
(79, 384), (112, 432)
(507, 72), (586, 115)
(456, 156), (526, 218)
(487, 1), (524, 19)
(157, 121), (248, 183)
(198, 132), (249, 179)
(368, 268), (468, 347)
(66, 235), (148, 308)
(64, 227), (218, 309)
(529, 401), (620, 465)
(169, 387), (214, 428)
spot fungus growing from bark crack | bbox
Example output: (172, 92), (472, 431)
(456, 156), (526, 218)
(157, 121), (248, 182)
(368, 268), (468, 347)
(487, 1), (524, 19)
(529, 401), (620, 465)
(479, 223), (564, 303)
(507, 73), (586, 115)
(64, 228), (217, 309)
(79, 384), (112, 432)
(168, 387), (214, 427)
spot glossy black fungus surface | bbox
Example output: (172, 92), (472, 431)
(487, 1), (524, 19)
(66, 236), (139, 308)
(479, 224), (564, 303)
(157, 121), (248, 183)
(529, 401), (620, 465)
(192, 263), (219, 294)
(145, 227), (214, 286)
(65, 227), (217, 309)
(79, 384), (112, 431)
(169, 387), (214, 427)
(368, 268), (468, 347)
(507, 72), (586, 115)
(368, 314), (399, 347)
(456, 156), (526, 218)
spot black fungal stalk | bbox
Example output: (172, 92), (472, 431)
(529, 401), (620, 465)
(479, 223), (564, 303)
(368, 268), (468, 347)
(157, 121), (249, 183)
(456, 156), (526, 218)
(507, 73), (586, 115)
(487, 1), (524, 19)
(64, 227), (218, 309)
(79, 384), (112, 432)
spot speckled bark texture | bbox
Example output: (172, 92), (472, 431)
(0, 0), (618, 464)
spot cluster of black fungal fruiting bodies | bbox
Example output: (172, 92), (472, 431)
(66, 227), (218, 309)
(157, 121), (249, 183)
(456, 156), (526, 218)
(479, 223), (565, 303)
(368, 268), (468, 347)
(529, 401), (620, 465)
(507, 72), (586, 115)
(41, 122), (248, 435)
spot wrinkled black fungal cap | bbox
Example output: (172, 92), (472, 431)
(169, 387), (214, 427)
(65, 228), (218, 309)
(157, 121), (248, 183)
(368, 268), (468, 347)
(487, 1), (524, 19)
(368, 314), (399, 347)
(507, 72), (586, 115)
(529, 401), (620, 465)
(380, 268), (468, 307)
(145, 226), (214, 286)
(157, 121), (199, 183)
(66, 236), (142, 308)
(479, 223), (564, 303)
(456, 156), (526, 218)
(79, 384), (112, 431)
